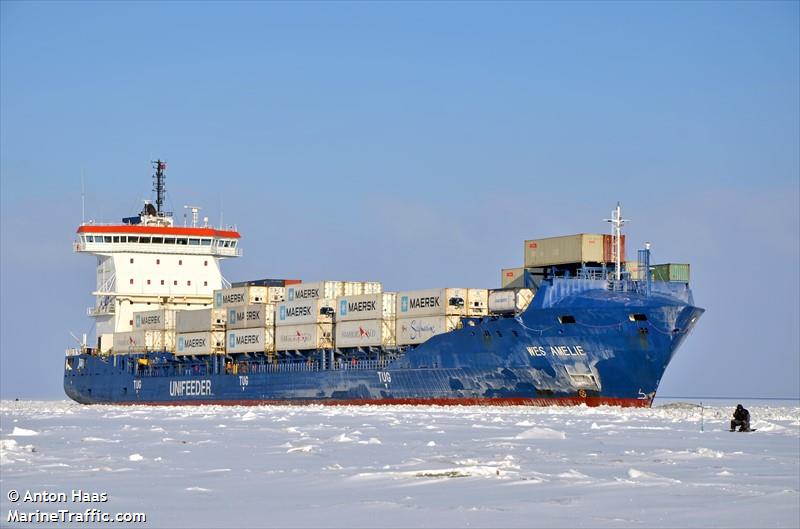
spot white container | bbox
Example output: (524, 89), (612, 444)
(488, 288), (535, 313)
(275, 323), (334, 351)
(396, 288), (467, 318)
(335, 319), (396, 348)
(286, 281), (344, 301)
(133, 309), (175, 331)
(275, 299), (335, 326)
(113, 331), (146, 353)
(213, 286), (268, 308)
(226, 304), (275, 330)
(176, 331), (225, 355)
(226, 327), (275, 354)
(466, 289), (489, 317)
(396, 316), (461, 345)
(113, 330), (176, 352)
(175, 309), (226, 333)
(336, 292), (397, 322)
(266, 286), (286, 303)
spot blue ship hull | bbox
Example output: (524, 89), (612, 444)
(64, 280), (703, 407)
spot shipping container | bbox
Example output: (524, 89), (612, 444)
(275, 323), (334, 351)
(266, 287), (285, 303)
(335, 319), (396, 348)
(226, 303), (275, 330)
(652, 263), (690, 282)
(113, 330), (176, 353)
(341, 281), (384, 296)
(275, 299), (335, 326)
(396, 288), (468, 318)
(466, 289), (489, 317)
(213, 286), (268, 308)
(396, 316), (461, 345)
(524, 233), (605, 267)
(336, 292), (397, 322)
(624, 261), (643, 280)
(99, 333), (114, 353)
(133, 309), (175, 331)
(175, 309), (226, 333)
(286, 281), (344, 301)
(232, 278), (288, 288)
(501, 268), (525, 288)
(602, 234), (626, 264)
(175, 331), (225, 356)
(488, 288), (535, 313)
(225, 327), (275, 354)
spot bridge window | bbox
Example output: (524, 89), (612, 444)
(176, 238), (187, 245)
(140, 237), (150, 243)
(558, 315), (576, 324)
(188, 238), (200, 246)
(231, 241), (237, 248)
(113, 236), (119, 243)
(164, 238), (175, 244)
(104, 236), (112, 243)
(201, 238), (211, 246)
(629, 314), (648, 322)
(128, 236), (138, 243)
(152, 237), (163, 244)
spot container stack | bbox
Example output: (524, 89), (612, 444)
(175, 308), (226, 355)
(213, 286), (269, 309)
(395, 288), (466, 345)
(225, 303), (276, 354)
(112, 308), (177, 353)
(334, 292), (397, 348)
(274, 297), (335, 351)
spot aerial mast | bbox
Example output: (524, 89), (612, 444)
(152, 160), (167, 216)
(605, 203), (629, 281)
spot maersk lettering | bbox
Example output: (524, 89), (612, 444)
(293, 288), (319, 299)
(140, 315), (161, 325)
(236, 334), (260, 345)
(286, 306), (312, 317)
(185, 338), (207, 348)
(222, 293), (245, 305)
(410, 296), (440, 309)
(348, 300), (376, 313)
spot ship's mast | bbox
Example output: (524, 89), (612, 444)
(152, 160), (167, 216)
(605, 203), (629, 281)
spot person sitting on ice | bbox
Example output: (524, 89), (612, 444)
(730, 404), (751, 432)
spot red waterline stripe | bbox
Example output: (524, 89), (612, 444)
(101, 397), (653, 408)
(77, 225), (240, 239)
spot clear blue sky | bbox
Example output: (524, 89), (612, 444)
(1, 1), (798, 400)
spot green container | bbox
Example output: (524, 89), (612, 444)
(652, 263), (690, 282)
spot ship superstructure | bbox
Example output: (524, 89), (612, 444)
(64, 162), (703, 407)
(73, 161), (240, 349)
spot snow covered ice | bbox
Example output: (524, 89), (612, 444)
(1, 400), (798, 528)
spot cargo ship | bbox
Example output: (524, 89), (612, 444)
(64, 161), (703, 407)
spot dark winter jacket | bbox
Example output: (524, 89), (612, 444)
(734, 407), (750, 422)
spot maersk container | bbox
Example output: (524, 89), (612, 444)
(286, 281), (344, 301)
(275, 299), (335, 326)
(226, 327), (275, 354)
(467, 289), (489, 317)
(396, 288), (467, 318)
(226, 303), (275, 330)
(501, 268), (525, 288)
(342, 281), (384, 296)
(396, 316), (461, 345)
(336, 292), (397, 322)
(266, 286), (285, 303)
(175, 309), (226, 333)
(488, 288), (535, 313)
(213, 286), (267, 309)
(176, 331), (225, 356)
(524, 233), (605, 267)
(133, 309), (175, 331)
(335, 319), (395, 348)
(652, 263), (690, 282)
(275, 323), (334, 351)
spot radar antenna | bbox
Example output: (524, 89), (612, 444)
(151, 159), (167, 215)
(604, 202), (629, 281)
